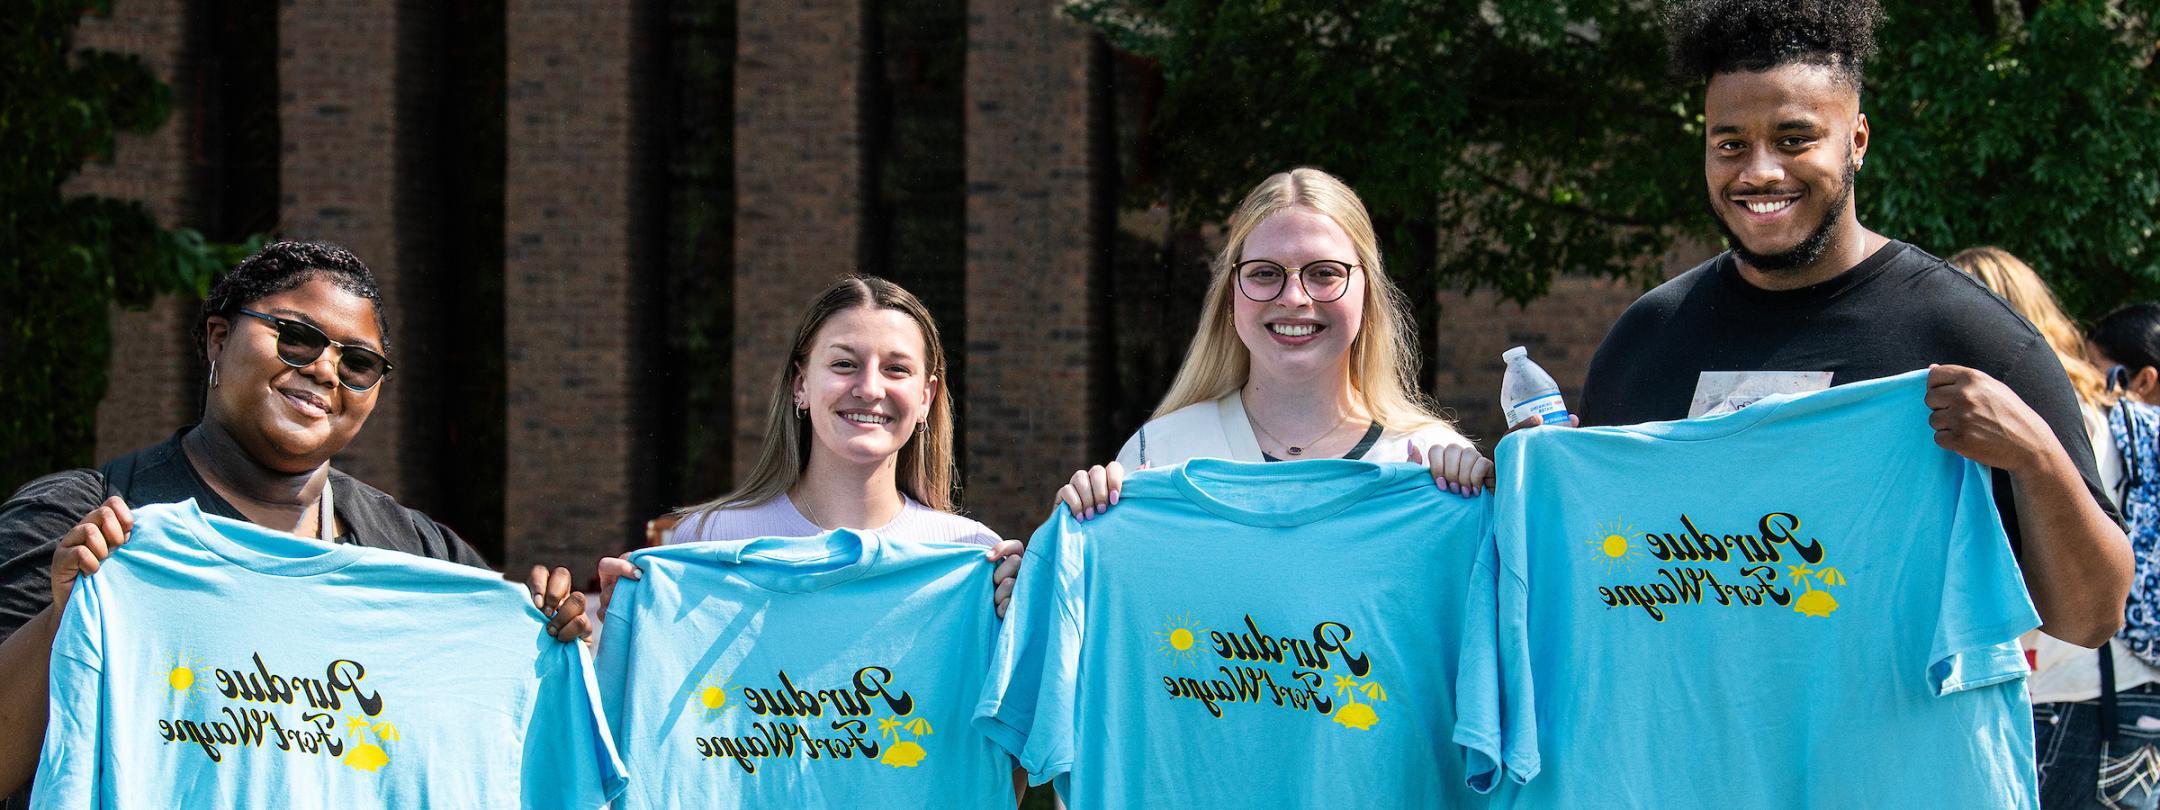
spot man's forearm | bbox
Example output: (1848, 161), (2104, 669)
(0, 606), (57, 796)
(2014, 448), (2134, 648)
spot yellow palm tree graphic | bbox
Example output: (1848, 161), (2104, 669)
(1330, 675), (1387, 731)
(340, 715), (395, 773)
(876, 713), (933, 768)
(1788, 563), (1846, 617)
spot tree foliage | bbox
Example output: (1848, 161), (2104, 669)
(2, 0), (258, 492)
(1068, 0), (2160, 316)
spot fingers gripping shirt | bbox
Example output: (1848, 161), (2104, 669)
(1461, 370), (2041, 809)
(594, 530), (1010, 809)
(32, 499), (628, 809)
(974, 459), (1498, 808)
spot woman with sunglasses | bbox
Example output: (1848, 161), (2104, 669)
(0, 242), (590, 799)
(1057, 168), (1486, 521)
(2093, 303), (2160, 406)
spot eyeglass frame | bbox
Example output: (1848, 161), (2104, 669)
(232, 308), (396, 392)
(1232, 259), (1363, 303)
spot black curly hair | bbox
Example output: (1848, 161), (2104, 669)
(1663, 0), (1884, 91)
(195, 241), (391, 358)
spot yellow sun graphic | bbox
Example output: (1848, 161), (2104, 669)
(165, 653), (204, 697)
(1585, 518), (1642, 573)
(693, 671), (732, 720)
(1155, 613), (1203, 668)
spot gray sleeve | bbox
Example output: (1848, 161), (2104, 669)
(0, 470), (106, 642)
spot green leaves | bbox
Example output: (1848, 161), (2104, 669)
(1068, 0), (2160, 314)
(1, 1), (259, 493)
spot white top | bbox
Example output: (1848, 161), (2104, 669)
(1114, 390), (1471, 470)
(2026, 402), (2155, 703)
(667, 492), (1001, 547)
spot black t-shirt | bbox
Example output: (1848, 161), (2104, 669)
(1579, 240), (2120, 555)
(0, 428), (490, 643)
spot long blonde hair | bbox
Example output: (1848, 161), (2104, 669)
(679, 275), (958, 516)
(1947, 246), (2112, 408)
(1153, 168), (1455, 436)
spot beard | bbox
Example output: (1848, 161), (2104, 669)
(1712, 154), (1856, 273)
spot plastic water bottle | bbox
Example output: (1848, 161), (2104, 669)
(1501, 347), (1571, 428)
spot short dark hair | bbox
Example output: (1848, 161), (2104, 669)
(195, 241), (390, 357)
(2093, 303), (2160, 372)
(1663, 0), (1884, 91)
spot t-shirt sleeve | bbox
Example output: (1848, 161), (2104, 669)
(31, 569), (108, 809)
(1454, 438), (1539, 790)
(972, 508), (1082, 786)
(1928, 456), (2044, 696)
(1993, 336), (2124, 551)
(520, 633), (629, 809)
(0, 470), (106, 642)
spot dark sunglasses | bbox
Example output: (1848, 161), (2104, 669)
(234, 309), (394, 392)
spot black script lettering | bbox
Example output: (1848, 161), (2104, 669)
(1759, 513), (1824, 564)
(853, 666), (913, 715)
(833, 718), (876, 759)
(1311, 622), (1370, 677)
(325, 660), (382, 716)
(1738, 565), (1792, 605)
(252, 653), (295, 704)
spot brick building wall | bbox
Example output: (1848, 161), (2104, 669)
(501, 0), (645, 571)
(730, 0), (867, 478)
(962, 0), (1103, 537)
(70, 0), (1680, 561)
(278, 0), (410, 496)
(1429, 244), (1718, 445)
(75, 2), (201, 463)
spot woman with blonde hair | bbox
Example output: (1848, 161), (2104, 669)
(597, 275), (1023, 613)
(1058, 168), (1486, 518)
(1949, 245), (2159, 808)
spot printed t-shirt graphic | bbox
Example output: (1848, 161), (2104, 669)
(32, 499), (628, 809)
(1461, 370), (2040, 808)
(595, 530), (1009, 809)
(975, 459), (1496, 808)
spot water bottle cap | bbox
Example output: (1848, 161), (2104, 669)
(1502, 346), (1529, 362)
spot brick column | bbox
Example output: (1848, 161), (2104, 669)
(501, 0), (642, 570)
(73, 3), (199, 462)
(279, 0), (408, 494)
(730, 0), (865, 477)
(963, 0), (1101, 536)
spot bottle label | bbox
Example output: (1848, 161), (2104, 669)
(1505, 392), (1569, 427)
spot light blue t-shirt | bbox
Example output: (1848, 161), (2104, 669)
(1462, 370), (2041, 808)
(975, 458), (1496, 808)
(595, 530), (1010, 809)
(33, 499), (628, 809)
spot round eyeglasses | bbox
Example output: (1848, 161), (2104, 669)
(1234, 260), (1360, 303)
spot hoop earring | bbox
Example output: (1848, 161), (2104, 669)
(207, 360), (220, 389)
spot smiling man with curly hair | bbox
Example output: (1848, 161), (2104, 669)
(1575, 1), (2131, 795)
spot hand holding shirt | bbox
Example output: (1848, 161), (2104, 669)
(594, 530), (1011, 809)
(32, 500), (627, 809)
(977, 459), (1497, 808)
(1464, 370), (2040, 808)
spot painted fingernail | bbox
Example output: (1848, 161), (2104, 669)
(1110, 492), (1120, 506)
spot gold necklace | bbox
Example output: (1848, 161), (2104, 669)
(1247, 411), (1352, 457)
(794, 492), (828, 530)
